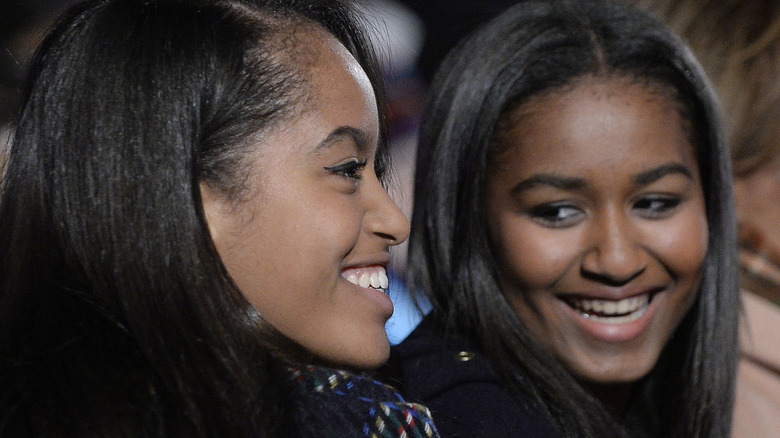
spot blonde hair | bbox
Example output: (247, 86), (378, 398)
(636, 0), (780, 175)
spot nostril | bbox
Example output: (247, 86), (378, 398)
(375, 231), (397, 242)
(581, 222), (646, 285)
(581, 265), (646, 286)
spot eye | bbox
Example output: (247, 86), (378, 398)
(633, 195), (682, 218)
(528, 202), (584, 228)
(324, 158), (368, 181)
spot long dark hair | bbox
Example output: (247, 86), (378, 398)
(407, 0), (738, 436)
(0, 0), (387, 435)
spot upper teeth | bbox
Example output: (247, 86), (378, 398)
(343, 267), (389, 290)
(567, 294), (650, 324)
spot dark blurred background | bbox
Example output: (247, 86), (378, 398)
(0, 0), (519, 143)
(1, 1), (82, 130)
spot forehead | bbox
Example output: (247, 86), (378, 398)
(274, 23), (375, 118)
(244, 23), (378, 156)
(491, 75), (697, 176)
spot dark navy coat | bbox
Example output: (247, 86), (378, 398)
(380, 317), (562, 437)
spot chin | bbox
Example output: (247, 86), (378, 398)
(588, 371), (649, 385)
(318, 339), (391, 370)
(568, 353), (658, 385)
(348, 344), (391, 370)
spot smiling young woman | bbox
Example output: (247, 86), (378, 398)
(381, 0), (738, 437)
(0, 0), (438, 436)
(485, 76), (708, 414)
(200, 24), (408, 370)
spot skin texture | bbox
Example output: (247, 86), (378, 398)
(485, 76), (708, 412)
(734, 155), (780, 303)
(201, 28), (410, 369)
(735, 156), (780, 263)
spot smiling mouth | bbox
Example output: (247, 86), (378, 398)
(563, 294), (652, 324)
(341, 266), (389, 292)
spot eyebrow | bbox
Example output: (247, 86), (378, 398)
(633, 162), (693, 185)
(510, 162), (694, 195)
(315, 126), (371, 153)
(510, 174), (585, 195)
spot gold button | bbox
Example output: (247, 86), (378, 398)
(454, 351), (475, 362)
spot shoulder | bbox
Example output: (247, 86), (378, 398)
(382, 318), (499, 398)
(379, 318), (561, 438)
(289, 366), (439, 438)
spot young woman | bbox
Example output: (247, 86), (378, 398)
(382, 0), (739, 436)
(0, 0), (438, 436)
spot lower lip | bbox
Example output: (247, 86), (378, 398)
(561, 294), (660, 343)
(348, 280), (394, 318)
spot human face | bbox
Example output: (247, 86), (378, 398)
(485, 77), (708, 390)
(202, 29), (409, 369)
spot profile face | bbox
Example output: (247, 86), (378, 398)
(485, 76), (708, 386)
(203, 28), (409, 369)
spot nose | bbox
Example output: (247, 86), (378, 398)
(364, 176), (410, 247)
(581, 208), (646, 284)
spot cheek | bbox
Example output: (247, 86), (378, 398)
(305, 199), (363, 256)
(491, 215), (578, 290)
(323, 199), (362, 229)
(647, 206), (709, 279)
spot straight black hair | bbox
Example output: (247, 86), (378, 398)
(407, 0), (738, 436)
(0, 0), (388, 435)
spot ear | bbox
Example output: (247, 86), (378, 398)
(200, 182), (230, 249)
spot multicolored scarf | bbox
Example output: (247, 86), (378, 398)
(290, 366), (439, 438)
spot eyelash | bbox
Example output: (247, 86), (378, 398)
(325, 159), (368, 181)
(528, 202), (584, 228)
(528, 195), (683, 228)
(633, 195), (682, 218)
